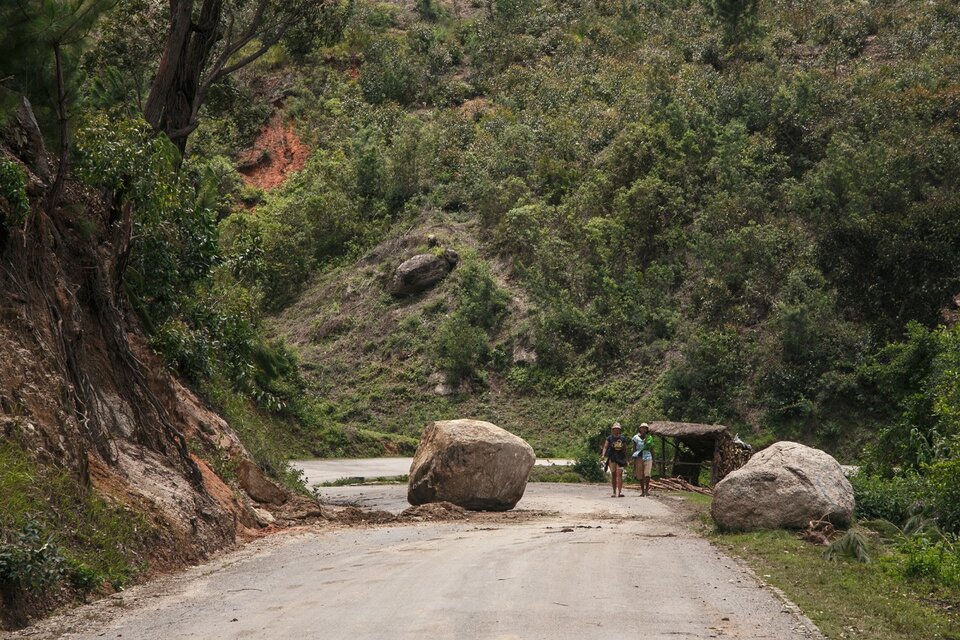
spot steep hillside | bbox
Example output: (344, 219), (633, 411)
(247, 0), (960, 462)
(0, 112), (316, 630)
(270, 212), (630, 456)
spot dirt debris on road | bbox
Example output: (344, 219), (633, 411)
(6, 484), (826, 640)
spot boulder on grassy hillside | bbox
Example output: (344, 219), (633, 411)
(711, 441), (854, 531)
(407, 419), (535, 511)
(387, 250), (459, 295)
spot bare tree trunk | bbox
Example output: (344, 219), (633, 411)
(48, 42), (69, 211)
(144, 0), (193, 133)
(164, 0), (224, 154)
(144, 0), (225, 155)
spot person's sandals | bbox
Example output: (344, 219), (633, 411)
(618, 493), (624, 497)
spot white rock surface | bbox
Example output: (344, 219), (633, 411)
(711, 441), (854, 531)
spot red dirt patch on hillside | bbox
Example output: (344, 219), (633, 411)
(238, 109), (309, 191)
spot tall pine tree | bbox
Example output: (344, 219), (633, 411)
(0, 0), (114, 208)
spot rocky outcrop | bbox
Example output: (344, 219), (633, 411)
(407, 419), (535, 511)
(1, 95), (53, 183)
(237, 459), (288, 505)
(711, 441), (854, 531)
(512, 345), (537, 366)
(388, 250), (459, 295)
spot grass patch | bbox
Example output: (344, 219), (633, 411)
(0, 439), (152, 627)
(675, 495), (960, 640)
(717, 529), (960, 640)
(527, 465), (583, 483)
(677, 491), (713, 507)
(316, 474), (409, 487)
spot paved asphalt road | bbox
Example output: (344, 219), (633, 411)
(292, 457), (574, 484)
(16, 483), (824, 640)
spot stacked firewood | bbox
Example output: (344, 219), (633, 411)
(715, 431), (753, 481)
(647, 477), (713, 496)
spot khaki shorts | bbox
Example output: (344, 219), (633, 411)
(635, 458), (653, 478)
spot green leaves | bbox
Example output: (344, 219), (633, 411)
(823, 529), (871, 563)
(0, 159), (30, 228)
(0, 523), (65, 592)
(433, 256), (509, 384)
(864, 323), (960, 472)
(0, 0), (114, 148)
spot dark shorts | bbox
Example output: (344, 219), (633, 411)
(609, 457), (627, 469)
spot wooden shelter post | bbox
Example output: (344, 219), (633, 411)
(659, 435), (666, 478)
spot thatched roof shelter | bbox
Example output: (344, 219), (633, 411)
(643, 421), (750, 486)
(648, 421), (728, 438)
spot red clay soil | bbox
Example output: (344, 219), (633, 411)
(237, 110), (309, 191)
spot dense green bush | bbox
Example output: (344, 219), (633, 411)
(430, 256), (510, 383)
(453, 258), (510, 330)
(74, 115), (218, 322)
(571, 452), (606, 483)
(850, 472), (927, 525)
(0, 158), (29, 228)
(928, 457), (960, 535)
(360, 38), (424, 105)
(863, 323), (960, 472)
(434, 313), (490, 384)
(898, 534), (960, 589)
(0, 523), (65, 594)
(662, 329), (748, 424)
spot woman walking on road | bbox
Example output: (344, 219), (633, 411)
(601, 422), (628, 497)
(632, 422), (654, 496)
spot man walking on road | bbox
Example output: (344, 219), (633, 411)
(632, 422), (654, 496)
(601, 422), (628, 497)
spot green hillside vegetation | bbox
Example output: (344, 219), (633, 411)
(2, 0), (957, 463)
(2, 0), (960, 625)
(203, 0), (960, 459)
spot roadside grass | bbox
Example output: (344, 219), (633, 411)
(676, 491), (712, 507)
(676, 495), (960, 640)
(0, 439), (152, 626)
(527, 465), (583, 483)
(316, 474), (409, 487)
(206, 382), (312, 492)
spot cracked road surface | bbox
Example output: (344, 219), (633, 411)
(12, 484), (823, 640)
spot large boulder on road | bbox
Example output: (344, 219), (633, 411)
(711, 441), (854, 531)
(388, 250), (459, 296)
(407, 419), (535, 511)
